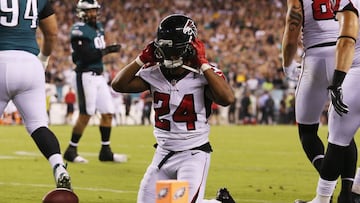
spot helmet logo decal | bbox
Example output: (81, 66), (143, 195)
(183, 19), (197, 37)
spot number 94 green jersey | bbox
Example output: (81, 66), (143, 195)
(0, 0), (54, 55)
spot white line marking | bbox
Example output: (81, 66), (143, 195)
(0, 155), (19, 159)
(15, 151), (41, 156)
(13, 151), (99, 157)
(0, 182), (137, 193)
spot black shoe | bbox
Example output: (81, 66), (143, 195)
(216, 188), (235, 203)
(99, 146), (127, 163)
(338, 193), (352, 203)
(353, 192), (360, 203)
(64, 146), (88, 163)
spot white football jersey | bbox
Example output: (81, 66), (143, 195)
(338, 0), (360, 10)
(138, 65), (214, 151)
(336, 0), (360, 67)
(302, 0), (339, 49)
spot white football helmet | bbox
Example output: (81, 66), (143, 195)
(76, 0), (101, 21)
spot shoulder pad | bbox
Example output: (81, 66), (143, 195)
(71, 29), (83, 37)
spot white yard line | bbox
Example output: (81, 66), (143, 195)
(0, 181), (137, 194)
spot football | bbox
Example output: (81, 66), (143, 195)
(42, 188), (79, 203)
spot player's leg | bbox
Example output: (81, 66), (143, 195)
(338, 139), (357, 203)
(314, 69), (360, 203)
(301, 140), (352, 203)
(174, 150), (235, 203)
(10, 52), (71, 189)
(0, 66), (10, 121)
(342, 69), (360, 202)
(98, 113), (127, 162)
(338, 68), (360, 203)
(96, 81), (127, 162)
(175, 150), (211, 202)
(64, 113), (91, 163)
(137, 147), (170, 203)
(64, 72), (95, 163)
(352, 167), (360, 202)
(295, 56), (330, 172)
(0, 59), (10, 120)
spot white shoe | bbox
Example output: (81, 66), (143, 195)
(113, 154), (128, 163)
(53, 164), (72, 190)
(73, 155), (89, 163)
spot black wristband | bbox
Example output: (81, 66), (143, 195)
(331, 69), (347, 87)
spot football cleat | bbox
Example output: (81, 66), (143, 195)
(53, 163), (72, 190)
(99, 146), (127, 163)
(64, 146), (88, 163)
(216, 188), (235, 203)
(353, 192), (360, 203)
(338, 193), (352, 203)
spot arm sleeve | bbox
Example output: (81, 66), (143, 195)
(342, 2), (359, 16)
(336, 1), (359, 17)
(39, 1), (55, 20)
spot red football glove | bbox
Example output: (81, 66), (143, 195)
(191, 38), (212, 72)
(191, 38), (209, 66)
(136, 41), (157, 66)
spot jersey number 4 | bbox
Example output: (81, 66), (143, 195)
(154, 92), (198, 131)
(312, 0), (340, 20)
(0, 0), (38, 28)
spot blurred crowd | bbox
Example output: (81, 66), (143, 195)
(0, 0), (330, 126)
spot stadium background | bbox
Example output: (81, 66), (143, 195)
(0, 1), (345, 202)
(1, 0), (325, 126)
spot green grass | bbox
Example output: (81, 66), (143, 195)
(0, 125), (349, 202)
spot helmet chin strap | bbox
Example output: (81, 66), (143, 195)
(163, 58), (183, 69)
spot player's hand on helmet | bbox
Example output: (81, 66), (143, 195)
(191, 38), (209, 65)
(101, 44), (121, 56)
(328, 85), (349, 116)
(135, 41), (158, 67)
(282, 61), (301, 81)
(191, 38), (212, 73)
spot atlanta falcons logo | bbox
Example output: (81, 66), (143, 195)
(183, 19), (197, 37)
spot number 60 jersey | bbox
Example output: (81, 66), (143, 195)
(302, 0), (339, 50)
(137, 64), (218, 152)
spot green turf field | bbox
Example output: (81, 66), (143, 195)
(0, 125), (349, 202)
